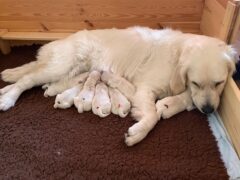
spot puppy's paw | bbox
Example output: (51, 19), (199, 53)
(74, 97), (84, 113)
(0, 95), (15, 111)
(125, 122), (148, 146)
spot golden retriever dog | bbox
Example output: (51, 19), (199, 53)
(0, 27), (236, 146)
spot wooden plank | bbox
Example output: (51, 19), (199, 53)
(0, 0), (203, 22)
(0, 20), (201, 34)
(1, 32), (71, 41)
(219, 1), (237, 41)
(217, 0), (240, 158)
(0, 29), (11, 54)
(0, 0), (204, 32)
(218, 78), (240, 157)
(230, 5), (240, 54)
(45, 21), (201, 33)
(200, 0), (226, 37)
(217, 0), (229, 8)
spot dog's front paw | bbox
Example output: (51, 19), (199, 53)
(156, 97), (174, 119)
(0, 95), (15, 111)
(125, 122), (148, 146)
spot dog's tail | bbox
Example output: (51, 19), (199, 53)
(1, 61), (38, 83)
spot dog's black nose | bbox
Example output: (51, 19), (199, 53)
(201, 104), (214, 114)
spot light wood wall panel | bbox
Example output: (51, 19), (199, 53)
(0, 0), (204, 33)
(200, 0), (226, 38)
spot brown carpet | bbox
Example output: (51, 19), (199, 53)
(0, 46), (228, 179)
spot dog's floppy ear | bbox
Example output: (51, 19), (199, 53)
(224, 45), (237, 76)
(170, 45), (190, 95)
(170, 62), (188, 95)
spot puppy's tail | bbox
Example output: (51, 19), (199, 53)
(1, 61), (38, 83)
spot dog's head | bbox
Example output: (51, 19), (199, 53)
(170, 36), (236, 114)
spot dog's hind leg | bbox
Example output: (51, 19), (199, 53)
(0, 62), (74, 111)
(1, 61), (38, 83)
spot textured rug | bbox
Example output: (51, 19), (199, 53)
(0, 46), (228, 179)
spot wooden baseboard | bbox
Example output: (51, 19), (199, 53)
(1, 32), (71, 41)
(0, 31), (73, 54)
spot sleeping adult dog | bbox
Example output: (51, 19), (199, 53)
(0, 27), (236, 146)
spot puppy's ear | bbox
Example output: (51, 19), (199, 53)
(170, 63), (188, 95)
(224, 45), (237, 76)
(170, 45), (190, 95)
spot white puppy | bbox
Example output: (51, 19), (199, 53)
(92, 82), (111, 117)
(54, 84), (83, 109)
(108, 87), (131, 118)
(74, 70), (101, 113)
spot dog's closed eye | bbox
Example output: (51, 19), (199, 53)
(215, 80), (224, 87)
(192, 81), (200, 88)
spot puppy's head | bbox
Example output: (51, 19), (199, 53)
(170, 36), (236, 114)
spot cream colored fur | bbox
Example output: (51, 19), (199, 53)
(0, 27), (235, 146)
(108, 87), (131, 118)
(92, 82), (111, 118)
(74, 71), (101, 113)
(54, 84), (83, 109)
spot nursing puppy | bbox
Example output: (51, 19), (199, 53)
(0, 27), (236, 146)
(74, 70), (101, 113)
(108, 87), (131, 118)
(54, 84), (83, 109)
(92, 82), (111, 117)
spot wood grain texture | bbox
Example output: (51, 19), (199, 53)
(1, 32), (71, 41)
(217, 1), (240, 157)
(200, 0), (226, 38)
(218, 78), (240, 157)
(0, 29), (11, 54)
(217, 0), (229, 7)
(219, 1), (237, 41)
(0, 0), (203, 33)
